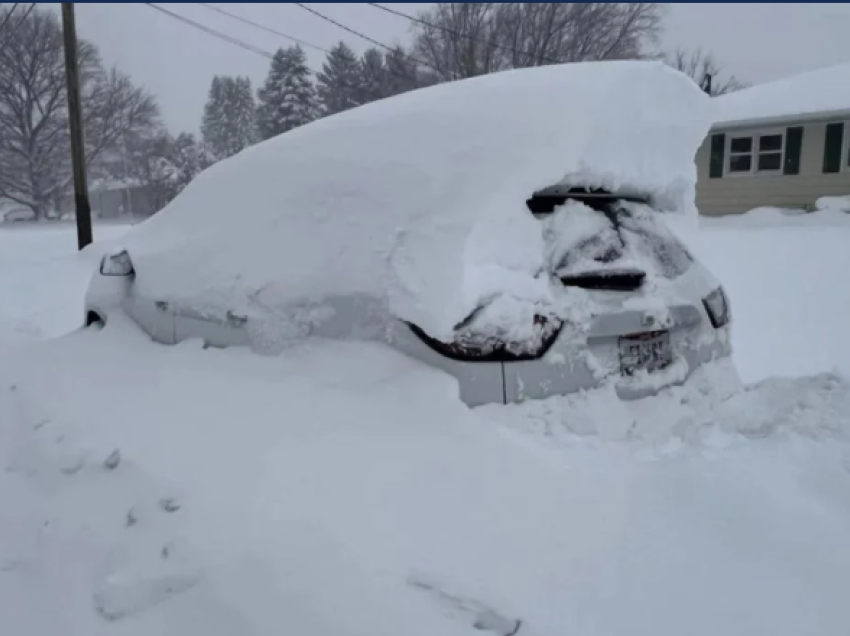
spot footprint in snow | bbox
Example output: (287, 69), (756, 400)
(92, 536), (204, 622)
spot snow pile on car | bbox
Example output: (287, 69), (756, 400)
(118, 61), (712, 344)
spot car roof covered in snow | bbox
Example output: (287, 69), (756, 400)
(119, 60), (711, 344)
(713, 60), (850, 129)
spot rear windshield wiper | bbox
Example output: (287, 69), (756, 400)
(559, 268), (646, 291)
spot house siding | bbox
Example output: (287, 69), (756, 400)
(695, 121), (850, 216)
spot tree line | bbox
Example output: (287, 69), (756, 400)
(198, 40), (432, 162)
(0, 3), (746, 220)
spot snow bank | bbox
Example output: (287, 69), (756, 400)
(118, 61), (711, 341)
(712, 196), (850, 227)
(4, 325), (850, 636)
(714, 60), (850, 127)
(5, 196), (850, 636)
(699, 205), (850, 229)
(0, 225), (130, 346)
(816, 194), (850, 214)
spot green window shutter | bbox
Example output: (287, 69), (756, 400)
(823, 122), (844, 174)
(709, 133), (725, 179)
(783, 126), (804, 175)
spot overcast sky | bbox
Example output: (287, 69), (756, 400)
(53, 3), (850, 133)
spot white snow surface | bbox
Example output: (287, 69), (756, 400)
(4, 210), (850, 635)
(695, 203), (850, 230)
(816, 194), (850, 214)
(114, 61), (712, 341)
(713, 59), (850, 126)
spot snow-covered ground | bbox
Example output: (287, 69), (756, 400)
(2, 211), (850, 635)
(0, 224), (129, 346)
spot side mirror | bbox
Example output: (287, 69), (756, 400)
(100, 250), (135, 276)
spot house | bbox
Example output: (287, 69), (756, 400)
(89, 179), (154, 219)
(695, 60), (850, 216)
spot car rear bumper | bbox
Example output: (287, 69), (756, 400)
(390, 314), (732, 407)
(505, 315), (731, 402)
(86, 279), (733, 409)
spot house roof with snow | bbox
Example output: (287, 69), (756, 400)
(713, 60), (850, 130)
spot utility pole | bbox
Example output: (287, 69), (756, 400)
(61, 3), (93, 250)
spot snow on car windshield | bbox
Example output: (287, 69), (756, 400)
(116, 60), (712, 349)
(544, 200), (693, 282)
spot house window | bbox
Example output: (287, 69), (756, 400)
(726, 131), (785, 175)
(823, 122), (849, 174)
(757, 134), (784, 171)
(844, 121), (850, 170)
(727, 136), (752, 173)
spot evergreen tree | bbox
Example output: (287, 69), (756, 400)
(171, 132), (214, 193)
(357, 47), (388, 105)
(231, 76), (258, 151)
(383, 46), (425, 97)
(256, 45), (318, 140)
(317, 41), (362, 116)
(201, 76), (227, 158)
(201, 75), (257, 160)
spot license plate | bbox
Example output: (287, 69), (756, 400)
(618, 330), (672, 376)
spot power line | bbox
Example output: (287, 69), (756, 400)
(364, 2), (559, 65)
(196, 3), (331, 55)
(293, 2), (442, 76)
(198, 2), (430, 80)
(143, 1), (422, 95)
(144, 3), (274, 60)
(0, 3), (36, 51)
(0, 4), (20, 36)
(14, 2), (35, 26)
(293, 3), (392, 53)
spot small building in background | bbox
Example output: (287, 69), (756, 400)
(53, 179), (155, 221)
(695, 61), (850, 216)
(89, 179), (154, 219)
(2, 206), (36, 223)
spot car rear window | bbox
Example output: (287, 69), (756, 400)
(543, 199), (693, 281)
(617, 203), (693, 279)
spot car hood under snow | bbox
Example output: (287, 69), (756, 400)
(113, 61), (712, 345)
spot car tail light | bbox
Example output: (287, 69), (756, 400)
(100, 250), (134, 276)
(409, 313), (562, 362)
(702, 286), (730, 328)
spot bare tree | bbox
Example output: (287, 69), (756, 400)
(501, 3), (665, 66)
(411, 3), (510, 80)
(410, 3), (666, 81)
(0, 4), (158, 218)
(666, 47), (748, 96)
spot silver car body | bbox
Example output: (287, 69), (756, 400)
(85, 189), (731, 408)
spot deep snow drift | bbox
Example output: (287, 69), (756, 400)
(3, 320), (850, 636)
(2, 212), (850, 635)
(0, 224), (128, 347)
(113, 61), (712, 342)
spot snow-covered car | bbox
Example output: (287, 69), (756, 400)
(84, 60), (730, 406)
(3, 207), (35, 223)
